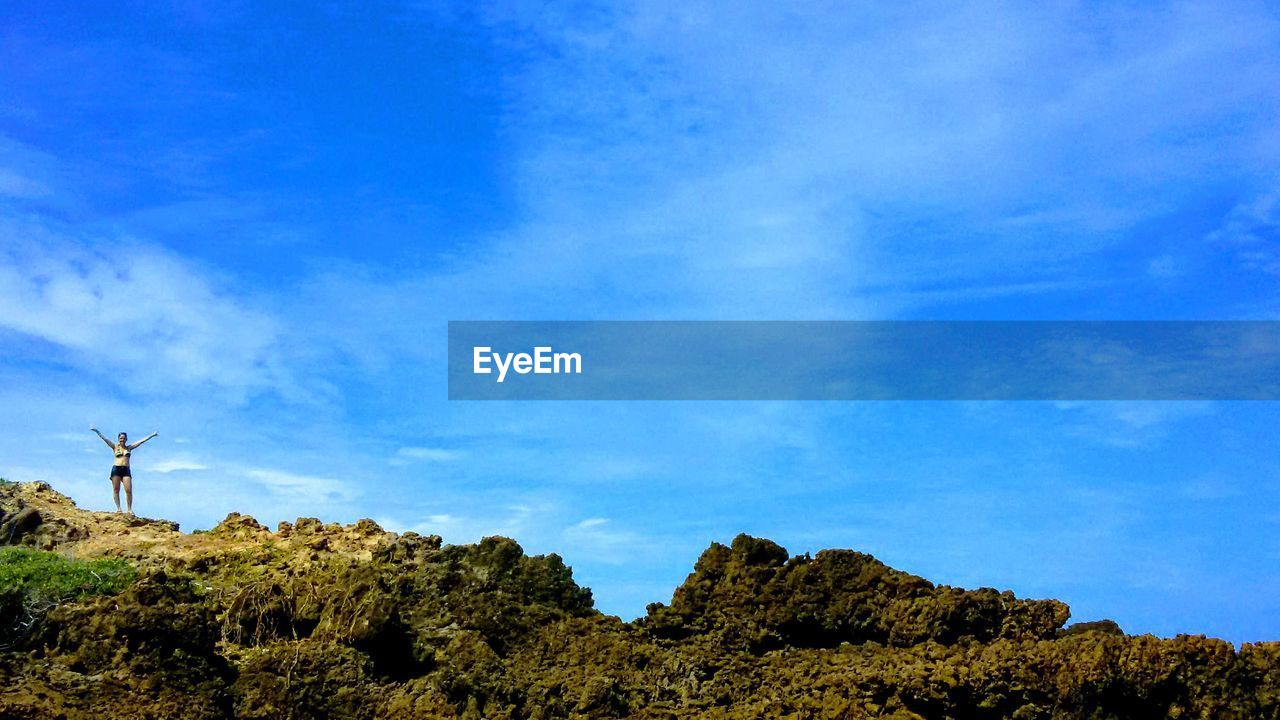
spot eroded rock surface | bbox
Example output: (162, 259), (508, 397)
(1, 481), (1277, 719)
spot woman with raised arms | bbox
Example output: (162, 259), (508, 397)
(91, 427), (158, 515)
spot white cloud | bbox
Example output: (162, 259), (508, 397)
(392, 502), (553, 546)
(394, 446), (465, 462)
(1054, 401), (1216, 447)
(0, 218), (296, 402)
(244, 1), (1280, 393)
(243, 467), (357, 503)
(1110, 402), (1215, 430)
(150, 456), (209, 473)
(1207, 191), (1280, 278)
(466, 0), (1280, 311)
(563, 517), (646, 565)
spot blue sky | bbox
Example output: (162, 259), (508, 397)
(2, 1), (1279, 642)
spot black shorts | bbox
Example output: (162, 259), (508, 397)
(110, 466), (130, 479)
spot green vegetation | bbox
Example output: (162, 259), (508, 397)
(0, 547), (137, 606)
(0, 477), (13, 486)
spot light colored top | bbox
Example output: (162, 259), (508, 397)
(92, 428), (157, 468)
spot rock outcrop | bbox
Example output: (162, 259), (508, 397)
(1, 480), (1277, 719)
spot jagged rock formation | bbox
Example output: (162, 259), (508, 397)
(642, 534), (1070, 649)
(1, 480), (1278, 719)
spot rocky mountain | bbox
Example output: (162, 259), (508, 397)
(1, 480), (1277, 719)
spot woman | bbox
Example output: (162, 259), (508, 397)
(91, 427), (158, 514)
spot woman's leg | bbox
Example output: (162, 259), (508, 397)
(122, 475), (133, 514)
(111, 475), (122, 512)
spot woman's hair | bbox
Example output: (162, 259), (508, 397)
(118, 432), (128, 440)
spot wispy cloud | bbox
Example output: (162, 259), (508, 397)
(1053, 401), (1216, 447)
(391, 446), (465, 465)
(453, 0), (1280, 313)
(150, 456), (209, 473)
(0, 221), (294, 402)
(563, 517), (647, 565)
(400, 502), (548, 545)
(1207, 191), (1280, 278)
(243, 467), (356, 503)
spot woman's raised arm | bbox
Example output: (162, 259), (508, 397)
(90, 428), (115, 449)
(128, 432), (159, 451)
